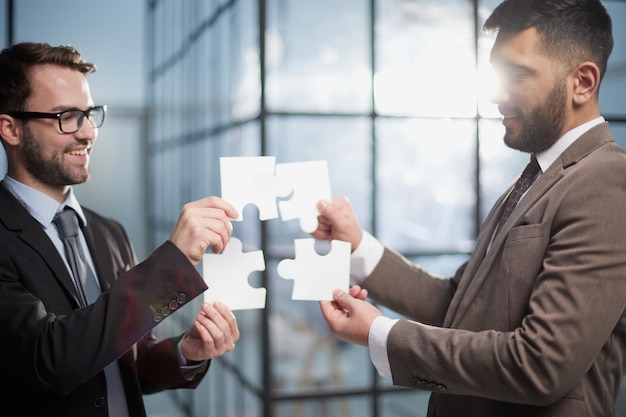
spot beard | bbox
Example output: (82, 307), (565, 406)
(20, 125), (91, 186)
(504, 79), (567, 153)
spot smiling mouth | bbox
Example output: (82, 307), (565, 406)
(67, 146), (90, 156)
(500, 109), (520, 121)
(501, 114), (521, 130)
(500, 111), (518, 119)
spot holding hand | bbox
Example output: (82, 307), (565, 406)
(169, 196), (239, 266)
(349, 284), (368, 301)
(181, 301), (240, 361)
(312, 197), (363, 252)
(319, 287), (381, 346)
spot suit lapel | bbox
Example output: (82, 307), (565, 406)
(442, 190), (509, 326)
(81, 209), (134, 292)
(0, 184), (83, 306)
(444, 123), (614, 327)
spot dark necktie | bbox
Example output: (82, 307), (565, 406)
(53, 208), (129, 417)
(53, 208), (100, 305)
(494, 155), (540, 236)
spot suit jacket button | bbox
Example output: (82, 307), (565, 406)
(93, 396), (106, 408)
(169, 300), (179, 310)
(437, 384), (447, 391)
(177, 293), (187, 304)
(150, 305), (163, 322)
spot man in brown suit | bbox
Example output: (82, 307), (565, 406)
(313, 0), (626, 416)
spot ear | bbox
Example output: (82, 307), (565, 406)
(571, 62), (600, 106)
(0, 114), (22, 146)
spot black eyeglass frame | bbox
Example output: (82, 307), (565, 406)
(4, 105), (107, 134)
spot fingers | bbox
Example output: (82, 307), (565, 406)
(311, 197), (363, 251)
(197, 302), (239, 349)
(181, 302), (241, 362)
(185, 303), (236, 359)
(311, 200), (333, 241)
(210, 301), (240, 343)
(191, 195), (238, 217)
(170, 196), (239, 265)
(315, 198), (337, 224)
(349, 285), (368, 300)
(324, 289), (382, 346)
(191, 197), (238, 253)
(331, 288), (353, 311)
(319, 299), (339, 320)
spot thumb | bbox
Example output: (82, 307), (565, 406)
(332, 289), (353, 311)
(317, 199), (331, 215)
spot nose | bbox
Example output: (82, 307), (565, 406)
(74, 115), (97, 140)
(489, 78), (509, 105)
(490, 89), (508, 105)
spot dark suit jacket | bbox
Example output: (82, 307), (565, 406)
(363, 123), (626, 417)
(0, 183), (210, 416)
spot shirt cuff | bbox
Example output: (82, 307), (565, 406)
(178, 333), (208, 380)
(351, 231), (384, 285)
(368, 316), (398, 378)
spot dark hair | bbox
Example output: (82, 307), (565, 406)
(484, 0), (613, 80)
(0, 42), (96, 113)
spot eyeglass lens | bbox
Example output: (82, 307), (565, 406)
(60, 107), (105, 133)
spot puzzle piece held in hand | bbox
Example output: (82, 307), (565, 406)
(277, 238), (350, 301)
(203, 237), (266, 310)
(275, 160), (332, 233)
(220, 156), (292, 221)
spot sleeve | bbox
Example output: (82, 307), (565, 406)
(384, 154), (626, 405)
(350, 231), (385, 284)
(0, 235), (207, 395)
(368, 316), (398, 377)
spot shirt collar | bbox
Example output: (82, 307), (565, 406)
(2, 175), (87, 227)
(535, 117), (605, 173)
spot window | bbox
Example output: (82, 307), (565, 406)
(146, 1), (626, 416)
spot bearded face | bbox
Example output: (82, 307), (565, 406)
(503, 77), (568, 153)
(20, 123), (91, 187)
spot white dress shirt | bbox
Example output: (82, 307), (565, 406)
(351, 117), (605, 378)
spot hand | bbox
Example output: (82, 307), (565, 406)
(181, 302), (240, 362)
(349, 284), (368, 301)
(319, 288), (382, 346)
(169, 196), (239, 266)
(312, 197), (363, 252)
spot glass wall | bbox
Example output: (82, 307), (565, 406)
(145, 1), (626, 416)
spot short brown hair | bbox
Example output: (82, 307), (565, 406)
(0, 42), (97, 113)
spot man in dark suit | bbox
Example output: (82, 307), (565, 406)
(313, 0), (626, 416)
(0, 42), (240, 416)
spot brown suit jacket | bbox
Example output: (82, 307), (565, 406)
(363, 123), (626, 417)
(0, 183), (210, 416)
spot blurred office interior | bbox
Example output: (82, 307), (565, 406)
(1, 1), (626, 416)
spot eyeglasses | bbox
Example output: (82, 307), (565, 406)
(4, 105), (107, 134)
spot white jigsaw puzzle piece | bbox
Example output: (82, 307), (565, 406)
(277, 238), (350, 301)
(203, 237), (267, 310)
(220, 156), (292, 221)
(275, 160), (332, 233)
